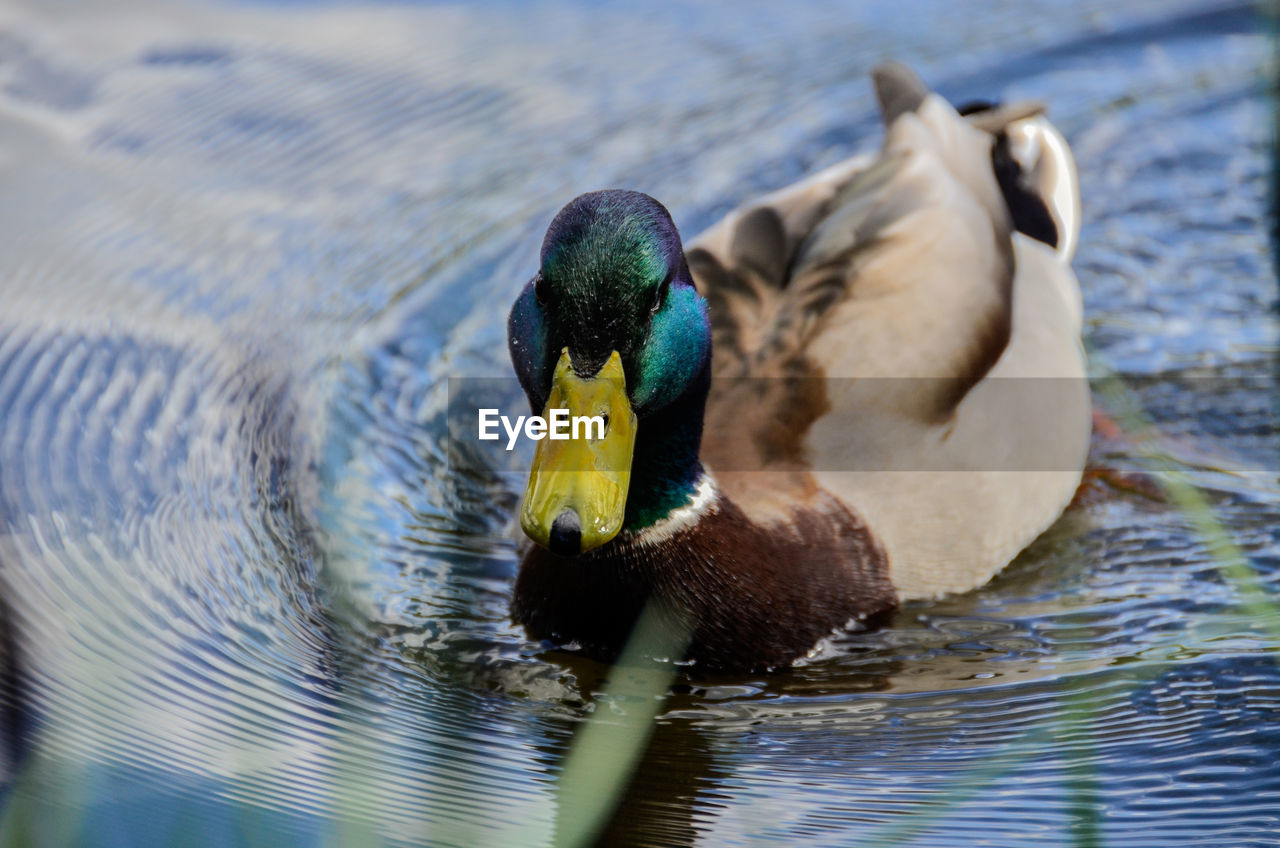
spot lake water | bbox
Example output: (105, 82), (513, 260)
(0, 1), (1277, 846)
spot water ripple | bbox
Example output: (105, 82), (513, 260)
(0, 0), (1276, 846)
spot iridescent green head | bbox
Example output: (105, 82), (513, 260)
(508, 190), (712, 555)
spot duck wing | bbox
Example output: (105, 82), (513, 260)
(690, 63), (1089, 596)
(692, 62), (1016, 470)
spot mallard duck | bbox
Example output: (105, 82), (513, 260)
(506, 62), (1090, 672)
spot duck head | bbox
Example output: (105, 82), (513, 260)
(508, 190), (712, 556)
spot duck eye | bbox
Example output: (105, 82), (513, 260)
(534, 272), (549, 305)
(650, 274), (672, 314)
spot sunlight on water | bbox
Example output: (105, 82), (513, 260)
(0, 0), (1276, 846)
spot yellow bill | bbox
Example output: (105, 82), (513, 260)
(521, 348), (636, 555)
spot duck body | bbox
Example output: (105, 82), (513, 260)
(508, 63), (1089, 672)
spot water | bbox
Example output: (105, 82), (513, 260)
(0, 0), (1276, 845)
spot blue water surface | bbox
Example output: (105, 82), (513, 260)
(0, 1), (1276, 846)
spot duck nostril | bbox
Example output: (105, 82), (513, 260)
(548, 510), (582, 556)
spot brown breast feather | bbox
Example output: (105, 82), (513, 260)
(512, 489), (895, 673)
